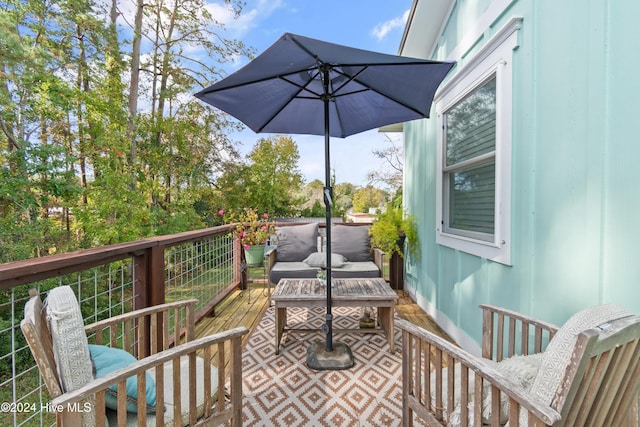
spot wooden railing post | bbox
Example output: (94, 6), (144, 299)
(133, 245), (165, 356)
(133, 250), (149, 311)
(133, 244), (165, 309)
(149, 245), (166, 307)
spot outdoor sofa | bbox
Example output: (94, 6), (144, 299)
(267, 223), (384, 285)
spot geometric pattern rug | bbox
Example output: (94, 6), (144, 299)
(239, 305), (427, 427)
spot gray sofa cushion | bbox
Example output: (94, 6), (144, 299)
(275, 223), (318, 262)
(269, 262), (319, 284)
(331, 225), (372, 262)
(331, 261), (380, 279)
(269, 260), (380, 284)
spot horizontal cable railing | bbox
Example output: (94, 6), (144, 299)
(1, 262), (137, 426)
(0, 225), (240, 427)
(0, 221), (379, 426)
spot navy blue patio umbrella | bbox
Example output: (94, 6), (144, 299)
(195, 33), (454, 369)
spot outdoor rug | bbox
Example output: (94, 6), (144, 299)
(240, 305), (426, 427)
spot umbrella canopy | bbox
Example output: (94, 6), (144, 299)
(196, 33), (454, 138)
(195, 33), (454, 365)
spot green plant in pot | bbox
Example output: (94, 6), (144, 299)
(218, 207), (275, 267)
(369, 204), (419, 258)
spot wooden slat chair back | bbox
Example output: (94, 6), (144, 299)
(21, 289), (64, 399)
(398, 304), (640, 427)
(553, 314), (640, 426)
(21, 287), (249, 426)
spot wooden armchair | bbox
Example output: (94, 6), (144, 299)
(398, 304), (640, 426)
(21, 286), (248, 426)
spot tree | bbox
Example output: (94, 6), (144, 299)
(129, 0), (249, 208)
(211, 136), (304, 218)
(352, 185), (388, 213)
(367, 134), (404, 192)
(245, 136), (303, 216)
(333, 182), (356, 213)
(0, 0), (251, 259)
(0, 0), (106, 257)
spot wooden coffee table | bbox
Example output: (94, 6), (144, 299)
(271, 278), (398, 354)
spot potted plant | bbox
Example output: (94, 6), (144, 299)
(219, 208), (275, 267)
(369, 204), (419, 259)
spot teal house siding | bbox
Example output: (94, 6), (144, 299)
(401, 0), (640, 353)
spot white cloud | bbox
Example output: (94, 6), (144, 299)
(205, 0), (285, 37)
(372, 9), (410, 41)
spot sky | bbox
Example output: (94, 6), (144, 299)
(206, 0), (414, 187)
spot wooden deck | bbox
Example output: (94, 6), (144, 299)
(194, 282), (454, 359)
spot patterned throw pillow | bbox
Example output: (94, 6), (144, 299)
(514, 304), (632, 425)
(530, 304), (631, 405)
(45, 285), (96, 427)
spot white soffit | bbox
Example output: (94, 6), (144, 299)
(378, 123), (403, 133)
(399, 0), (455, 59)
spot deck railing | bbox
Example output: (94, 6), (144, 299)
(0, 225), (242, 427)
(0, 221), (383, 426)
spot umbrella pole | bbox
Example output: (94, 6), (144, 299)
(306, 66), (353, 370)
(323, 79), (333, 354)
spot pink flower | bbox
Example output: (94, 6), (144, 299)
(243, 244), (250, 250)
(218, 209), (224, 216)
(263, 213), (269, 219)
(261, 225), (267, 230)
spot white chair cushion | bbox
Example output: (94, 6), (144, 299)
(106, 355), (219, 426)
(531, 304), (631, 405)
(45, 285), (96, 427)
(513, 304), (633, 426)
(432, 353), (543, 426)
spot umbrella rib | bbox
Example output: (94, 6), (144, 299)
(255, 71), (321, 133)
(329, 65), (368, 96)
(196, 61), (440, 95)
(197, 68), (316, 95)
(330, 63), (440, 116)
(280, 73), (323, 98)
(349, 63), (439, 116)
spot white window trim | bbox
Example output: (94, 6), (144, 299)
(435, 18), (521, 266)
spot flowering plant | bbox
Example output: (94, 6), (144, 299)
(316, 268), (327, 286)
(218, 208), (275, 250)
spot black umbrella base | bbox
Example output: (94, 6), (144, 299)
(306, 342), (354, 370)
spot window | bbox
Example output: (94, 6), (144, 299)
(444, 76), (496, 242)
(435, 19), (520, 265)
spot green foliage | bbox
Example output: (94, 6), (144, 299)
(299, 200), (326, 218)
(369, 204), (419, 258)
(245, 136), (304, 216)
(0, 0), (401, 264)
(0, 0), (249, 261)
(352, 185), (388, 213)
(209, 136), (304, 218)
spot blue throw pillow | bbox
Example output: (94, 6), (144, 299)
(89, 344), (157, 413)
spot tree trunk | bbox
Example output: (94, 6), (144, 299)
(128, 0), (144, 188)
